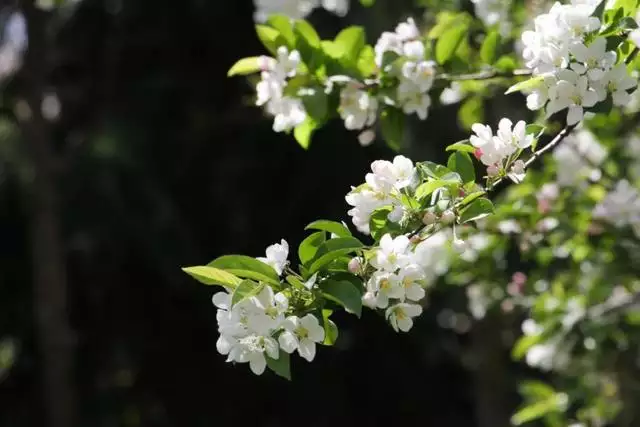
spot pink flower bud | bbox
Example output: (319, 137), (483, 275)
(348, 257), (362, 274)
(441, 210), (456, 224)
(474, 148), (483, 160)
(422, 211), (437, 225)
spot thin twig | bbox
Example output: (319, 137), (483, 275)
(437, 68), (533, 82)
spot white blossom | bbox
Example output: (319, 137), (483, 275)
(339, 83), (378, 130)
(370, 234), (411, 272)
(278, 314), (325, 361)
(362, 271), (404, 309)
(386, 303), (422, 332)
(546, 70), (598, 125)
(596, 63), (637, 106)
(257, 239), (289, 275)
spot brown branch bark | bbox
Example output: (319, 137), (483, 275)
(18, 2), (77, 427)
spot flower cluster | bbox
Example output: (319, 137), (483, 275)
(256, 47), (307, 132)
(338, 81), (379, 131)
(592, 179), (640, 237)
(213, 240), (326, 375)
(520, 1), (637, 124)
(345, 155), (416, 234)
(253, 0), (349, 22)
(470, 118), (534, 176)
(374, 18), (437, 120)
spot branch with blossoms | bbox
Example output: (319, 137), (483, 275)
(184, 0), (640, 386)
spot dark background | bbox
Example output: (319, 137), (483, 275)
(0, 0), (527, 426)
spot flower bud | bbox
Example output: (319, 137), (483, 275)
(348, 257), (362, 274)
(358, 129), (376, 147)
(422, 211), (437, 226)
(474, 148), (483, 160)
(410, 235), (421, 244)
(453, 238), (467, 254)
(441, 210), (456, 224)
(511, 159), (526, 175)
(487, 164), (500, 177)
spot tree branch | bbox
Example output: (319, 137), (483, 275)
(437, 68), (532, 82)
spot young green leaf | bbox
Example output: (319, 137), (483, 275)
(415, 180), (452, 200)
(321, 279), (363, 317)
(308, 237), (364, 274)
(294, 117), (318, 149)
(298, 231), (326, 265)
(231, 279), (264, 306)
(360, 0), (375, 6)
(447, 152), (476, 183)
(334, 26), (366, 63)
(322, 309), (339, 345)
(227, 57), (262, 77)
(369, 206), (403, 240)
(457, 96), (483, 131)
(459, 198), (494, 223)
(256, 25), (286, 56)
(525, 123), (545, 138)
(357, 44), (376, 77)
(505, 75), (544, 95)
(446, 140), (475, 153)
(266, 352), (291, 380)
(267, 15), (296, 47)
(435, 22), (469, 64)
(380, 108), (405, 151)
(208, 255), (281, 287)
(480, 30), (500, 65)
(300, 88), (328, 122)
(511, 395), (566, 426)
(182, 266), (242, 288)
(305, 220), (352, 237)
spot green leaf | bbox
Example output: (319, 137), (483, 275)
(459, 198), (494, 223)
(592, 0), (606, 19)
(321, 279), (363, 317)
(309, 237), (364, 274)
(298, 231), (326, 265)
(519, 381), (556, 400)
(617, 16), (639, 30)
(294, 20), (321, 48)
(415, 179), (453, 200)
(511, 395), (566, 425)
(369, 206), (402, 240)
(525, 123), (545, 138)
(457, 96), (483, 131)
(360, 0), (375, 6)
(418, 161), (453, 179)
(294, 117), (318, 149)
(231, 280), (264, 306)
(182, 266), (242, 288)
(334, 26), (366, 63)
(480, 30), (500, 65)
(208, 255), (281, 287)
(494, 55), (518, 72)
(266, 351), (291, 380)
(267, 15), (296, 47)
(446, 140), (475, 153)
(505, 75), (544, 95)
(305, 220), (352, 237)
(300, 88), (328, 122)
(227, 57), (262, 77)
(357, 44), (376, 77)
(256, 25), (286, 55)
(436, 22), (469, 64)
(447, 152), (475, 183)
(380, 108), (405, 151)
(294, 20), (323, 71)
(511, 333), (543, 360)
(460, 190), (486, 206)
(322, 309), (339, 345)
